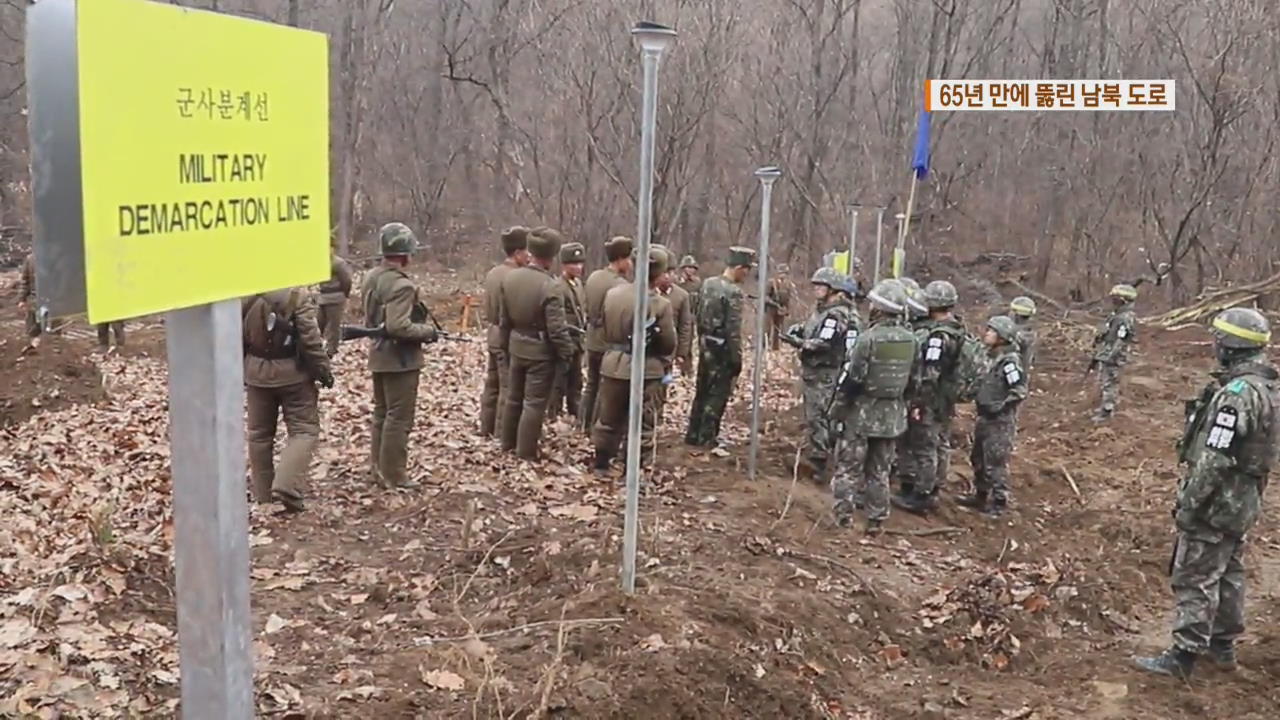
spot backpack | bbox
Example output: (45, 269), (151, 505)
(929, 322), (985, 404)
(243, 289), (301, 359)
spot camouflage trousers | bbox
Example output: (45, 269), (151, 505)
(801, 366), (840, 467)
(247, 381), (320, 504)
(936, 414), (955, 491)
(897, 408), (945, 497)
(830, 428), (897, 522)
(685, 346), (740, 446)
(1169, 530), (1246, 654)
(1098, 362), (1122, 414)
(971, 410), (1017, 503)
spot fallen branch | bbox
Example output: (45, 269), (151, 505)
(767, 446), (803, 533)
(1059, 465), (1081, 498)
(415, 617), (625, 645)
(883, 526), (967, 538)
(781, 549), (878, 598)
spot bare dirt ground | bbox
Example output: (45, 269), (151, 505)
(1, 266), (1278, 719)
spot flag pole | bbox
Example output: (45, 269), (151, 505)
(895, 174), (918, 278)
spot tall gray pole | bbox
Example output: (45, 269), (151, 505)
(748, 166), (782, 481)
(846, 205), (861, 278)
(873, 207), (885, 284)
(622, 21), (675, 595)
(893, 212), (907, 278)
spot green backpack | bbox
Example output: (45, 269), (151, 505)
(930, 322), (986, 403)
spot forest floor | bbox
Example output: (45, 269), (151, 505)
(0, 266), (1278, 719)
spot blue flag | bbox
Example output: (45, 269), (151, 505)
(911, 110), (931, 179)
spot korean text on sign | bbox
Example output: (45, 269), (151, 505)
(926, 80), (1175, 111)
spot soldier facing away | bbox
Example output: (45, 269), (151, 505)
(316, 252), (355, 357)
(894, 280), (969, 515)
(685, 246), (756, 448)
(765, 266), (793, 352)
(652, 245), (694, 423)
(499, 229), (575, 459)
(1010, 296), (1037, 373)
(96, 322), (125, 350)
(479, 227), (531, 438)
(548, 241), (588, 420)
(785, 267), (858, 479)
(1134, 307), (1278, 679)
(591, 248), (677, 472)
(829, 279), (920, 532)
(1090, 283), (1138, 422)
(581, 236), (635, 432)
(361, 222), (438, 488)
(957, 315), (1028, 516)
(241, 287), (334, 512)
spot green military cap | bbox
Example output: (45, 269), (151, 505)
(605, 235), (634, 262)
(727, 245), (757, 268)
(560, 241), (586, 264)
(527, 229), (562, 261)
(500, 226), (530, 255)
(379, 222), (417, 256)
(649, 247), (669, 276)
(680, 254), (698, 269)
(650, 243), (676, 269)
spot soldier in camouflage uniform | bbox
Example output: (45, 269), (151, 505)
(676, 255), (702, 322)
(242, 286), (334, 512)
(317, 253), (355, 357)
(479, 227), (530, 437)
(19, 252), (40, 340)
(685, 246), (756, 447)
(548, 241), (588, 420)
(360, 223), (439, 488)
(894, 280), (967, 515)
(957, 315), (1028, 516)
(1135, 307), (1278, 679)
(1090, 284), (1138, 422)
(784, 267), (858, 478)
(1010, 296), (1037, 372)
(582, 237), (634, 432)
(830, 279), (920, 532)
(500, 229), (576, 459)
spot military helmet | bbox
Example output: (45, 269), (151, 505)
(1010, 296), (1037, 317)
(1211, 307), (1271, 349)
(680, 254), (698, 269)
(924, 280), (958, 310)
(987, 314), (1020, 344)
(898, 277), (929, 317)
(867, 279), (907, 315)
(834, 273), (858, 297)
(379, 222), (417, 256)
(810, 267), (841, 288)
(1110, 283), (1138, 301)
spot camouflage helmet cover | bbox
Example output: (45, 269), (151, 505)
(986, 314), (1019, 344)
(898, 277), (929, 316)
(1110, 283), (1138, 301)
(1010, 295), (1037, 317)
(867, 279), (907, 315)
(1211, 307), (1271, 349)
(810, 267), (841, 288)
(379, 222), (417, 256)
(924, 280), (958, 309)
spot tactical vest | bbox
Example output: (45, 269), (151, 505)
(802, 303), (849, 368)
(863, 325), (915, 399)
(243, 291), (299, 360)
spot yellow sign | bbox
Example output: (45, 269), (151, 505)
(830, 251), (851, 275)
(77, 0), (329, 322)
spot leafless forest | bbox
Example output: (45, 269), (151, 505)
(1, 0), (1277, 302)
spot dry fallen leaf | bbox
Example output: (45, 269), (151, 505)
(549, 503), (598, 522)
(880, 644), (904, 667)
(420, 667), (466, 691)
(265, 614), (288, 635)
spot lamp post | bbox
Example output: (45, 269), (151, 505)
(621, 20), (676, 596)
(846, 204), (862, 279)
(748, 165), (782, 481)
(873, 207), (886, 284)
(893, 212), (906, 278)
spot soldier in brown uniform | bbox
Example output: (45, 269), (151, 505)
(19, 252), (40, 340)
(499, 229), (576, 459)
(361, 222), (439, 488)
(479, 227), (530, 437)
(581, 236), (634, 432)
(316, 253), (354, 357)
(765, 266), (794, 352)
(676, 255), (702, 321)
(242, 287), (333, 512)
(96, 322), (126, 350)
(653, 245), (693, 422)
(592, 248), (677, 471)
(548, 241), (588, 420)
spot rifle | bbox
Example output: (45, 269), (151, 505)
(340, 302), (471, 366)
(1176, 381), (1216, 465)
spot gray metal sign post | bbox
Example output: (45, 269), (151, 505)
(621, 21), (675, 595)
(873, 207), (886, 284)
(747, 166), (782, 481)
(846, 204), (862, 279)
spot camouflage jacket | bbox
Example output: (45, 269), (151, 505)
(914, 316), (967, 416)
(1176, 354), (1279, 539)
(1013, 316), (1037, 372)
(1093, 305), (1136, 365)
(833, 317), (920, 438)
(974, 347), (1028, 418)
(697, 274), (745, 364)
(798, 298), (855, 372)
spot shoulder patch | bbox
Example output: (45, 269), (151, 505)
(1227, 379), (1247, 394)
(1206, 405), (1239, 450)
(1002, 361), (1022, 386)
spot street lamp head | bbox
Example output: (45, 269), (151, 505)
(894, 212), (907, 220)
(754, 165), (783, 185)
(631, 21), (677, 54)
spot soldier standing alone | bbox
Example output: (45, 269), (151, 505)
(361, 222), (438, 488)
(242, 287), (333, 512)
(829, 279), (920, 532)
(1135, 308), (1278, 678)
(499, 229), (575, 459)
(480, 227), (530, 437)
(1089, 284), (1138, 422)
(685, 246), (756, 448)
(591, 248), (677, 472)
(316, 252), (355, 357)
(548, 241), (588, 420)
(581, 236), (634, 432)
(957, 315), (1028, 516)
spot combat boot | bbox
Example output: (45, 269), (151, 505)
(1091, 408), (1112, 423)
(833, 500), (856, 529)
(983, 495), (1008, 518)
(891, 490), (931, 516)
(864, 518), (885, 536)
(955, 491), (989, 511)
(1133, 646), (1196, 679)
(1208, 640), (1237, 671)
(592, 449), (613, 476)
